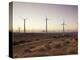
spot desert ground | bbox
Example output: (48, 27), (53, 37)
(12, 32), (78, 58)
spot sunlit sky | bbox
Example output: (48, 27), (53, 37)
(12, 2), (78, 32)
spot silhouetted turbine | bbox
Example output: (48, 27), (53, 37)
(21, 18), (27, 33)
(18, 27), (20, 32)
(46, 16), (48, 32)
(23, 19), (26, 33)
(62, 19), (66, 36)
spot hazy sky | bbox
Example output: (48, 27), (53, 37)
(12, 2), (78, 32)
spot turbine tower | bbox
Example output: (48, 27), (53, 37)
(22, 18), (27, 33)
(62, 19), (66, 36)
(24, 18), (26, 33)
(19, 16), (27, 33)
(18, 27), (20, 32)
(46, 16), (48, 32)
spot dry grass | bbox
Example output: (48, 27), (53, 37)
(12, 33), (78, 58)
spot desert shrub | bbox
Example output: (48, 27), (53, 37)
(66, 46), (77, 54)
(19, 40), (26, 43)
(53, 36), (57, 38)
(75, 38), (78, 41)
(54, 44), (62, 49)
(29, 46), (35, 49)
(13, 40), (26, 45)
(66, 41), (70, 44)
(38, 48), (45, 51)
(49, 41), (52, 44)
(24, 49), (31, 53)
(45, 44), (51, 50)
(35, 38), (40, 41)
(26, 40), (31, 42)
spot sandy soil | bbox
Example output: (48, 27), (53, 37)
(12, 33), (78, 58)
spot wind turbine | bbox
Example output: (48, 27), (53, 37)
(23, 18), (26, 33)
(20, 17), (27, 33)
(46, 16), (48, 32)
(18, 27), (20, 32)
(62, 19), (66, 36)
